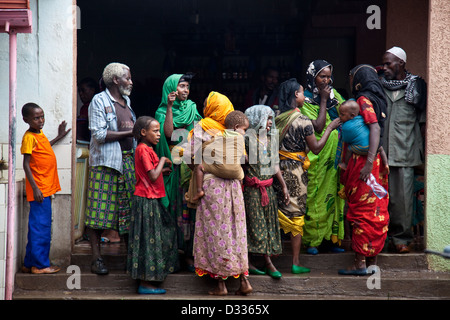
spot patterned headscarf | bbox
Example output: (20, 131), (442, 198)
(305, 60), (340, 112)
(244, 104), (276, 136)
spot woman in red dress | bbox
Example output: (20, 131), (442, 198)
(338, 65), (389, 275)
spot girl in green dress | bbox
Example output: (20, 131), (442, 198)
(243, 105), (289, 279)
(127, 116), (179, 294)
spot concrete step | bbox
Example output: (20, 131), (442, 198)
(13, 268), (450, 300)
(69, 240), (429, 271)
(14, 240), (449, 300)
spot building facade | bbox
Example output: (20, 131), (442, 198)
(0, 0), (449, 299)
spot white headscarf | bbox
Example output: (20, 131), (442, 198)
(244, 105), (276, 136)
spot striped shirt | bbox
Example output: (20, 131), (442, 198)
(88, 88), (136, 173)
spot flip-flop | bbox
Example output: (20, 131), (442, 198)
(338, 268), (368, 276)
(138, 286), (166, 294)
(100, 237), (110, 243)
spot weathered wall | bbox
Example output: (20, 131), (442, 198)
(0, 0), (76, 292)
(386, 0), (429, 79)
(425, 0), (450, 271)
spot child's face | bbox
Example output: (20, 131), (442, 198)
(78, 83), (96, 104)
(141, 120), (161, 146)
(339, 103), (358, 123)
(266, 116), (273, 131)
(295, 85), (305, 108)
(235, 119), (249, 135)
(24, 107), (45, 133)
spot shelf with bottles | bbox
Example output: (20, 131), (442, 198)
(179, 54), (296, 84)
(181, 53), (300, 112)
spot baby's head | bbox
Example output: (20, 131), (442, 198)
(339, 100), (360, 123)
(225, 111), (249, 135)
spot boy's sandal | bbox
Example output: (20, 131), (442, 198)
(338, 267), (368, 276)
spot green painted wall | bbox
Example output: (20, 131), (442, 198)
(425, 154), (450, 271)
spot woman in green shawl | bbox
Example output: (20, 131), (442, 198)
(301, 60), (346, 255)
(155, 73), (202, 271)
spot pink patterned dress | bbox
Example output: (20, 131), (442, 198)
(194, 174), (249, 279)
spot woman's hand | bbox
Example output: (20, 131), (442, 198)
(318, 84), (331, 101)
(282, 186), (290, 206)
(359, 161), (373, 182)
(328, 118), (341, 131)
(167, 91), (177, 108)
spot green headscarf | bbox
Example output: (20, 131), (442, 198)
(154, 74), (202, 210)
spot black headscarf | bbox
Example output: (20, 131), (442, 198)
(179, 72), (195, 83)
(349, 64), (388, 138)
(305, 60), (339, 104)
(278, 78), (301, 113)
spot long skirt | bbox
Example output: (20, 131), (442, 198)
(84, 152), (135, 234)
(273, 159), (308, 236)
(127, 196), (179, 282)
(194, 174), (249, 279)
(341, 153), (389, 257)
(244, 184), (282, 256)
(302, 130), (345, 247)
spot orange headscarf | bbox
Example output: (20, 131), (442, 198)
(188, 91), (234, 139)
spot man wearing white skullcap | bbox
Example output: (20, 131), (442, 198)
(381, 47), (427, 254)
(386, 46), (407, 63)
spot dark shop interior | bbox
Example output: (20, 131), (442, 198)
(76, 0), (386, 118)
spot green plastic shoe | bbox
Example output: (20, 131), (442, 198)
(291, 265), (311, 274)
(249, 268), (266, 275)
(265, 268), (282, 279)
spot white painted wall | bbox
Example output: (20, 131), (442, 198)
(0, 0), (76, 298)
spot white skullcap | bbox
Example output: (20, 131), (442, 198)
(386, 46), (407, 63)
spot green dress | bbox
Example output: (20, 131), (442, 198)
(300, 89), (345, 247)
(154, 74), (202, 252)
(243, 136), (282, 256)
(127, 196), (179, 282)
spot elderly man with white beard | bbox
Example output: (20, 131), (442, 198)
(381, 47), (427, 254)
(85, 62), (136, 274)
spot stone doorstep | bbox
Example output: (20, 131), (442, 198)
(15, 241), (446, 299)
(69, 251), (429, 272)
(13, 268), (450, 299)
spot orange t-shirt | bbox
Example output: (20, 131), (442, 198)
(21, 130), (61, 202)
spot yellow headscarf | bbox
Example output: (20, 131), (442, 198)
(188, 91), (234, 139)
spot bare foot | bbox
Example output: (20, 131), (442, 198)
(236, 276), (252, 295)
(193, 190), (205, 201)
(209, 279), (227, 296)
(101, 229), (120, 243)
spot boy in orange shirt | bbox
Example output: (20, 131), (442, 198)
(20, 103), (70, 274)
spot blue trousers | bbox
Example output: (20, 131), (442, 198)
(24, 197), (52, 269)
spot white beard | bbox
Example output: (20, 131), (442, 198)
(119, 85), (132, 96)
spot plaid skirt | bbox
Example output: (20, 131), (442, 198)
(84, 151), (135, 234)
